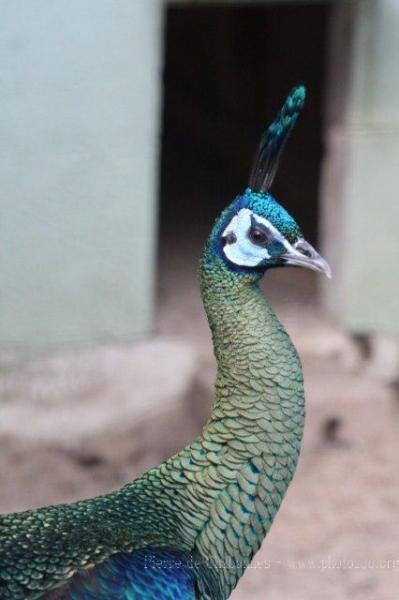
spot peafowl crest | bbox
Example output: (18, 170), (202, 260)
(0, 86), (330, 600)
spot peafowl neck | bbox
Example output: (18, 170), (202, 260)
(0, 244), (306, 600)
(118, 248), (305, 599)
(177, 249), (305, 597)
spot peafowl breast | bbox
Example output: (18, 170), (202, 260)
(0, 87), (331, 600)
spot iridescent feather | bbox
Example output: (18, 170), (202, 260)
(45, 549), (197, 600)
(249, 86), (306, 193)
(0, 88), (323, 600)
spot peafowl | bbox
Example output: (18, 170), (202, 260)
(0, 87), (331, 600)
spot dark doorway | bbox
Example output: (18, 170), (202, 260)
(158, 2), (330, 312)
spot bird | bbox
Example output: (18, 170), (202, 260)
(0, 86), (331, 600)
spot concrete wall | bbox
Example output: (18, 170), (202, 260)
(0, 0), (162, 348)
(321, 0), (399, 336)
(344, 0), (399, 335)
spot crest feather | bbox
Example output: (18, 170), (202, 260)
(249, 86), (306, 193)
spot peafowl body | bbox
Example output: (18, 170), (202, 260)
(0, 87), (330, 599)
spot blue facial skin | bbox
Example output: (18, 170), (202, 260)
(208, 188), (301, 275)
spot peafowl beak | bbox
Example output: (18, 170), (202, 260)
(282, 238), (332, 278)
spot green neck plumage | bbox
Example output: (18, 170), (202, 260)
(114, 247), (305, 598)
(162, 249), (305, 597)
(0, 245), (306, 600)
(117, 247), (305, 598)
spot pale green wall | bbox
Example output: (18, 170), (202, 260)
(321, 0), (399, 336)
(0, 0), (162, 348)
(344, 0), (399, 334)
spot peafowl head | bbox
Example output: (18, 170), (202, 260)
(207, 86), (331, 279)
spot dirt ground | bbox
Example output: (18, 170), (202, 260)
(1, 237), (399, 599)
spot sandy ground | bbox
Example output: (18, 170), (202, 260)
(1, 236), (399, 599)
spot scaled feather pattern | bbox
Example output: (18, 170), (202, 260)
(0, 87), (323, 600)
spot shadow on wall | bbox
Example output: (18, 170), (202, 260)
(159, 2), (330, 256)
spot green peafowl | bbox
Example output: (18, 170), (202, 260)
(0, 87), (331, 599)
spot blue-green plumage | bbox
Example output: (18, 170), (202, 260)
(48, 549), (197, 599)
(0, 86), (331, 600)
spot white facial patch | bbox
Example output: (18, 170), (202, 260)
(222, 208), (292, 267)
